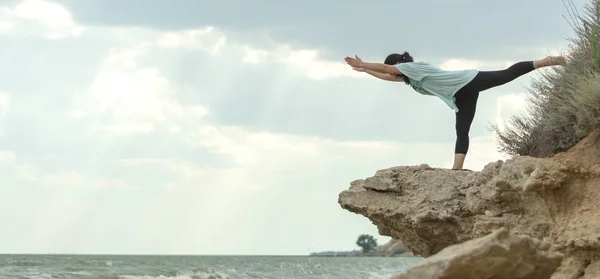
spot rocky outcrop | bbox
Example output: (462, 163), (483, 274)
(338, 131), (600, 279)
(392, 228), (563, 279)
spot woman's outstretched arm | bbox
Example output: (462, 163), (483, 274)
(345, 56), (401, 75)
(362, 69), (404, 82)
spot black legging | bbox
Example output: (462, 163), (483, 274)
(454, 61), (535, 154)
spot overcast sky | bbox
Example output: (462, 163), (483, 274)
(0, 0), (585, 255)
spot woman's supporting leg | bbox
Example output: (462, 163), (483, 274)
(452, 88), (479, 170)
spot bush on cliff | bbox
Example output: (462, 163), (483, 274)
(491, 0), (600, 157)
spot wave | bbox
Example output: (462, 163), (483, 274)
(75, 259), (118, 266)
(16, 271), (53, 279)
(117, 267), (230, 279)
(2, 259), (44, 267)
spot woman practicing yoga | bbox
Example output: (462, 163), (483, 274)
(344, 52), (566, 170)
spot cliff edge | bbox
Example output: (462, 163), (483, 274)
(338, 131), (600, 279)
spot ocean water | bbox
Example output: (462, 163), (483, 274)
(0, 254), (422, 279)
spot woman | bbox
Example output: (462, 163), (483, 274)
(344, 52), (566, 170)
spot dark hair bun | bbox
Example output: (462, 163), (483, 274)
(401, 52), (414, 62)
(383, 51), (414, 65)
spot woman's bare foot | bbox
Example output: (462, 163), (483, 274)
(534, 56), (567, 68)
(549, 55), (567, 66)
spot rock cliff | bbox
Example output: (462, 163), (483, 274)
(338, 131), (600, 279)
(392, 227), (563, 279)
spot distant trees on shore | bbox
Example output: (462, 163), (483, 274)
(356, 234), (378, 253)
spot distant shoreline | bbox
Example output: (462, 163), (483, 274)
(1, 253), (417, 258)
(309, 254), (411, 257)
(309, 251), (414, 257)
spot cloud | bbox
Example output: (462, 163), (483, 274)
(0, 92), (9, 117)
(86, 47), (181, 120)
(242, 45), (364, 80)
(336, 141), (397, 151)
(184, 120), (503, 172)
(96, 122), (156, 134)
(156, 27), (226, 55)
(186, 125), (320, 166)
(54, 0), (582, 64)
(497, 93), (528, 112)
(155, 26), (362, 80)
(0, 0), (531, 255)
(119, 157), (205, 180)
(439, 58), (517, 71)
(0, 92), (9, 138)
(0, 20), (13, 33)
(0, 150), (15, 164)
(70, 45), (186, 134)
(0, 149), (126, 189)
(62, 22), (368, 138)
(492, 93), (530, 133)
(2, 0), (83, 39)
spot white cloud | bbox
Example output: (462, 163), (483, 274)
(13, 0), (73, 26)
(2, 0), (83, 39)
(0, 92), (9, 138)
(242, 45), (271, 64)
(96, 122), (155, 134)
(0, 20), (13, 33)
(275, 48), (359, 80)
(184, 123), (506, 172)
(337, 141), (398, 151)
(439, 58), (516, 71)
(156, 27), (226, 55)
(497, 94), (528, 110)
(191, 106), (209, 118)
(68, 110), (88, 119)
(0, 7), (14, 33)
(0, 150), (16, 164)
(119, 158), (205, 180)
(0, 0), (524, 255)
(72, 46), (184, 132)
(186, 125), (324, 166)
(0, 92), (9, 117)
(241, 44), (364, 80)
(0, 150), (126, 189)
(20, 170), (125, 189)
(493, 93), (529, 133)
(156, 27), (362, 80)
(169, 125), (182, 134)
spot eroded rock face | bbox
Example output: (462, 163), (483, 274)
(338, 131), (600, 279)
(391, 228), (563, 279)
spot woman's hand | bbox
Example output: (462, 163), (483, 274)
(344, 54), (364, 67)
(352, 67), (365, 72)
(344, 54), (400, 75)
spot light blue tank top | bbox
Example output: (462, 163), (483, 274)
(394, 62), (478, 112)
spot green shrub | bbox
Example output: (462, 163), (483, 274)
(491, 0), (600, 158)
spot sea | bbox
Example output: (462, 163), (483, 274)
(0, 254), (423, 279)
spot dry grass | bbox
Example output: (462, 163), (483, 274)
(491, 0), (600, 158)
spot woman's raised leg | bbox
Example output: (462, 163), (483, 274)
(469, 56), (566, 92)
